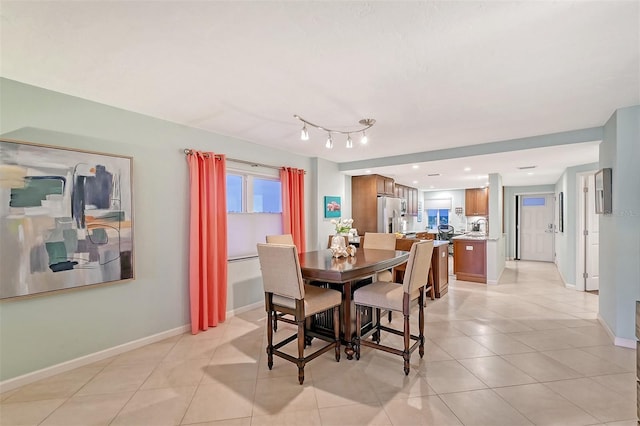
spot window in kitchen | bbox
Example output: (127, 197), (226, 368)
(427, 209), (449, 229)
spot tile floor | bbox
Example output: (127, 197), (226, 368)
(1, 261), (637, 425)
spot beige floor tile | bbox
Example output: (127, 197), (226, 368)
(500, 352), (582, 382)
(580, 345), (637, 372)
(319, 403), (391, 425)
(3, 365), (104, 402)
(110, 341), (176, 366)
(111, 386), (196, 426)
(252, 376), (318, 416)
(471, 333), (536, 355)
(544, 377), (637, 423)
(164, 337), (221, 362)
(482, 318), (535, 333)
(494, 383), (599, 425)
(439, 389), (533, 426)
(382, 395), (463, 425)
(40, 392), (132, 426)
(429, 336), (495, 359)
(542, 348), (629, 376)
(75, 363), (155, 396)
(141, 357), (209, 390)
(424, 322), (467, 339)
(458, 356), (537, 388)
(201, 361), (260, 384)
(450, 319), (501, 336)
(251, 408), (322, 425)
(590, 373), (637, 398)
(181, 417), (251, 426)
(0, 398), (66, 426)
(313, 371), (380, 408)
(359, 354), (435, 402)
(181, 381), (255, 424)
(422, 360), (487, 394)
(509, 329), (577, 351)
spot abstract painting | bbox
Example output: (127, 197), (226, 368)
(0, 139), (134, 299)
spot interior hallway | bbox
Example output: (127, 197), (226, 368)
(0, 261), (636, 425)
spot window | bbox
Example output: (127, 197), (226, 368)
(225, 173), (282, 213)
(427, 209), (449, 229)
(226, 170), (283, 259)
(522, 197), (545, 207)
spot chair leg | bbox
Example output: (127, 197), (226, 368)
(419, 290), (425, 358)
(273, 314), (278, 332)
(355, 305), (362, 360)
(297, 319), (305, 385)
(388, 310), (392, 322)
(373, 308), (381, 343)
(266, 309), (274, 370)
(333, 306), (341, 362)
(403, 313), (410, 375)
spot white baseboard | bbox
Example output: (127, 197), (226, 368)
(0, 301), (267, 393)
(597, 314), (637, 349)
(0, 324), (190, 393)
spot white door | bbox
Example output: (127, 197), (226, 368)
(520, 194), (554, 261)
(585, 175), (599, 290)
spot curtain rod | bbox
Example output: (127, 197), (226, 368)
(183, 149), (305, 173)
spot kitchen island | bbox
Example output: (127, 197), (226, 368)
(452, 233), (488, 284)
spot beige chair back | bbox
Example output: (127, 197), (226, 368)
(266, 234), (294, 245)
(363, 232), (396, 250)
(402, 240), (434, 294)
(257, 243), (305, 300)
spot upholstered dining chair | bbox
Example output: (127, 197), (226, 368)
(266, 234), (294, 245)
(353, 239), (434, 375)
(362, 232), (397, 282)
(257, 243), (341, 385)
(265, 234), (296, 331)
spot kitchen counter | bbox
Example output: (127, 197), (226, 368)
(451, 232), (500, 241)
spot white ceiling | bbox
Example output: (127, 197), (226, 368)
(1, 1), (638, 190)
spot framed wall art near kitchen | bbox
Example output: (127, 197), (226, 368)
(0, 138), (134, 300)
(324, 195), (341, 218)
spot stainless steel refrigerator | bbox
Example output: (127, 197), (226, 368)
(377, 196), (405, 234)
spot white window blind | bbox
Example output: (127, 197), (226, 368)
(424, 198), (452, 210)
(227, 213), (282, 260)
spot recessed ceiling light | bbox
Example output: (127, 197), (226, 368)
(464, 167), (471, 172)
(429, 185), (435, 189)
(412, 180), (418, 184)
(412, 165), (419, 169)
(527, 172), (534, 175)
(365, 170), (371, 173)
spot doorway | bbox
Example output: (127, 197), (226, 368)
(576, 172), (599, 292)
(516, 193), (555, 262)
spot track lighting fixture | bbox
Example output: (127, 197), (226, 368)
(294, 115), (376, 149)
(326, 133), (333, 149)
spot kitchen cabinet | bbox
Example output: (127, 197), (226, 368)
(465, 188), (488, 216)
(375, 175), (395, 196)
(352, 174), (395, 234)
(394, 184), (418, 216)
(453, 238), (486, 283)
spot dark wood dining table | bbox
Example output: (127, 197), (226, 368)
(298, 248), (409, 359)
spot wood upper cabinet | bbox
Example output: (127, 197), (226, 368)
(465, 188), (488, 216)
(374, 175), (395, 196)
(392, 184), (418, 216)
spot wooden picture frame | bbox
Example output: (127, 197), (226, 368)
(0, 138), (134, 299)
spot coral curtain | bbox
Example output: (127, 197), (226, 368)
(280, 167), (306, 252)
(186, 150), (227, 334)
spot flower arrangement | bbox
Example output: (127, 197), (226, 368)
(331, 218), (353, 235)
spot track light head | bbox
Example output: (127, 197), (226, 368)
(300, 125), (309, 141)
(346, 134), (353, 148)
(361, 131), (368, 145)
(326, 133), (333, 149)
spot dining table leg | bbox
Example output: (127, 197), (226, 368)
(342, 280), (355, 360)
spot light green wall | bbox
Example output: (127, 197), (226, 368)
(599, 106), (640, 341)
(554, 163), (599, 286)
(0, 78), (315, 381)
